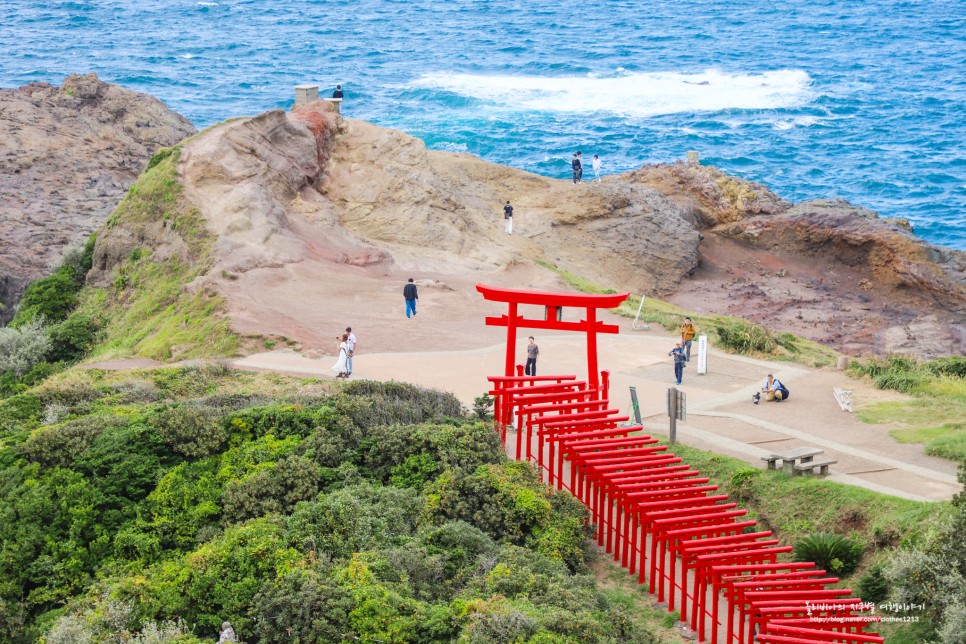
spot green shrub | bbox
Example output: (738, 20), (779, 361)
(873, 370), (927, 393)
(714, 320), (776, 354)
(46, 315), (98, 363)
(924, 356), (966, 379)
(250, 567), (353, 643)
(221, 455), (323, 521)
(792, 533), (863, 576)
(857, 564), (889, 604)
(152, 404), (227, 458)
(10, 273), (78, 327)
(0, 319), (52, 378)
(21, 415), (125, 468)
(473, 393), (494, 420)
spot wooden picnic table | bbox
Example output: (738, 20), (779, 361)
(761, 447), (824, 476)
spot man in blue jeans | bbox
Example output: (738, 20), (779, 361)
(404, 278), (418, 318)
(669, 342), (686, 385)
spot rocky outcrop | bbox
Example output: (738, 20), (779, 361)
(636, 164), (966, 357)
(0, 73), (195, 324)
(80, 100), (965, 358)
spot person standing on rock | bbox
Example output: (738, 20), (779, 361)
(592, 154), (602, 182)
(525, 336), (539, 376)
(332, 334), (350, 378)
(345, 326), (356, 376)
(680, 317), (698, 362)
(669, 342), (686, 385)
(572, 152), (583, 184)
(404, 277), (418, 318)
(503, 201), (513, 235)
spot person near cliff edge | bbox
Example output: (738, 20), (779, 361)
(503, 200), (514, 234)
(332, 84), (344, 99)
(404, 277), (418, 318)
(669, 342), (686, 385)
(680, 316), (698, 362)
(592, 154), (602, 182)
(572, 152), (583, 184)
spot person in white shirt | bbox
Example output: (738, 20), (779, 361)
(592, 154), (602, 182)
(345, 326), (356, 377)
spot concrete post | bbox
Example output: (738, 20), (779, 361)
(294, 84), (319, 107)
(837, 355), (850, 370)
(686, 150), (700, 165)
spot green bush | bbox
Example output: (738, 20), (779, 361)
(714, 320), (776, 354)
(924, 356), (966, 379)
(857, 564), (889, 604)
(10, 273), (78, 327)
(0, 319), (52, 378)
(46, 314), (98, 363)
(873, 370), (927, 393)
(152, 404), (227, 458)
(792, 533), (863, 576)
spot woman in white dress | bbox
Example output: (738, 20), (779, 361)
(331, 333), (349, 378)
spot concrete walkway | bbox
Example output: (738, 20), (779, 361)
(233, 325), (960, 502)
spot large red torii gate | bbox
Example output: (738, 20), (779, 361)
(475, 284), (630, 390)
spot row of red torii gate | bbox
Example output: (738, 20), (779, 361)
(477, 284), (883, 644)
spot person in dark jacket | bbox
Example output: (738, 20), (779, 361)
(404, 278), (418, 318)
(332, 84), (344, 99)
(572, 152), (583, 184)
(669, 342), (686, 385)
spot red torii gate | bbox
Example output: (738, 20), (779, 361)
(476, 284), (630, 391)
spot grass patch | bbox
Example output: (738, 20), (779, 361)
(656, 441), (947, 555)
(852, 356), (966, 463)
(75, 146), (239, 361)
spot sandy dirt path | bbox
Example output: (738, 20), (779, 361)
(231, 309), (960, 502)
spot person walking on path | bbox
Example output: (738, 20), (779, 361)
(572, 152), (583, 184)
(592, 154), (602, 182)
(525, 336), (539, 376)
(345, 326), (356, 376)
(669, 342), (686, 385)
(680, 317), (698, 362)
(331, 334), (350, 378)
(503, 201), (513, 235)
(404, 278), (418, 318)
(332, 84), (344, 99)
(754, 373), (789, 403)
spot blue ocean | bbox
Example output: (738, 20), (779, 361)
(4, 0), (965, 250)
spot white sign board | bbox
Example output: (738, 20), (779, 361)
(696, 334), (708, 375)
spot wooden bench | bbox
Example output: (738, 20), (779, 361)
(793, 459), (837, 476)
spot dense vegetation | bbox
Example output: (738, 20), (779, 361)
(0, 369), (660, 643)
(0, 235), (98, 398)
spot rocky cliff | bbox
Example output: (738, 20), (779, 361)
(47, 99), (966, 357)
(0, 73), (195, 324)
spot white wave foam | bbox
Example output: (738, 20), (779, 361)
(410, 68), (813, 118)
(432, 142), (469, 153)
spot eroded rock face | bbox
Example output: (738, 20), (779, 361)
(640, 163), (966, 357)
(0, 73), (195, 324)
(85, 100), (963, 358)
